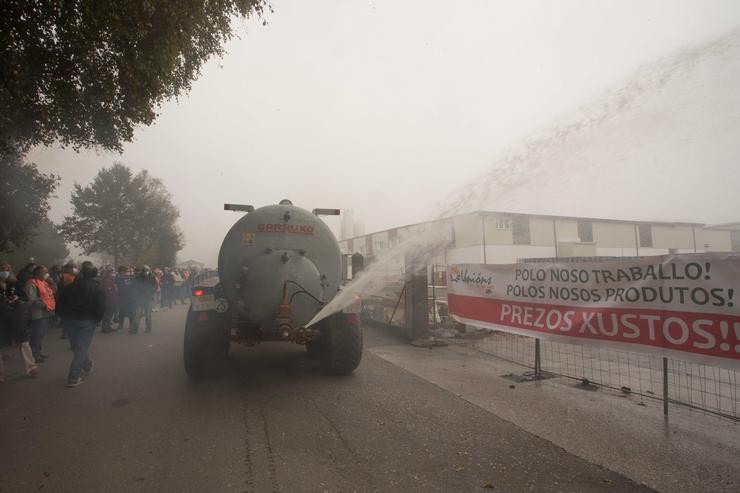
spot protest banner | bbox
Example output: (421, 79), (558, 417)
(447, 253), (740, 370)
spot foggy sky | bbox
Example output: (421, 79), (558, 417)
(27, 0), (740, 266)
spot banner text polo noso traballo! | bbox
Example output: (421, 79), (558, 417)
(447, 254), (740, 370)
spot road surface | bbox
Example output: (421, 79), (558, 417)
(0, 305), (650, 492)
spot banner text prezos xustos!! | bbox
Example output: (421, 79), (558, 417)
(447, 254), (740, 370)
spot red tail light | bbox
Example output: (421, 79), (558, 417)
(193, 289), (205, 297)
(197, 312), (209, 321)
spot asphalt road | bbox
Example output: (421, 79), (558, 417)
(0, 305), (651, 492)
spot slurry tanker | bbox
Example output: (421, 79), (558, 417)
(184, 200), (362, 378)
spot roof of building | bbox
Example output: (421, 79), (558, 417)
(339, 210), (706, 243)
(178, 259), (205, 266)
(705, 222), (740, 231)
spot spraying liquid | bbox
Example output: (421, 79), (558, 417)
(308, 29), (740, 327)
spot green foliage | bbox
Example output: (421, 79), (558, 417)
(0, 150), (60, 251)
(60, 163), (184, 266)
(1, 220), (69, 270)
(0, 0), (267, 156)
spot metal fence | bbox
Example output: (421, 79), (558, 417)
(468, 334), (739, 420)
(429, 265), (740, 421)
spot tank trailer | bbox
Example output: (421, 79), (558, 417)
(184, 200), (362, 379)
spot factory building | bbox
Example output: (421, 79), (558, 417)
(339, 211), (739, 268)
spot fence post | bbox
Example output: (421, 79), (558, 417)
(431, 265), (438, 331)
(663, 357), (669, 416)
(534, 339), (541, 379)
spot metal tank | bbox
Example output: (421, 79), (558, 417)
(217, 202), (340, 330)
(184, 200), (362, 379)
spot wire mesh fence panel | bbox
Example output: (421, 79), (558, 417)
(470, 331), (536, 369)
(462, 329), (739, 420)
(666, 359), (738, 418)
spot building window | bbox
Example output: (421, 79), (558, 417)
(495, 218), (511, 230)
(638, 224), (653, 248)
(577, 220), (593, 242)
(512, 217), (530, 245)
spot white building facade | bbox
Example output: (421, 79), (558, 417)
(339, 211), (739, 269)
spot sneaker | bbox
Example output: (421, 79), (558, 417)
(28, 368), (40, 378)
(66, 377), (83, 388)
(82, 359), (94, 376)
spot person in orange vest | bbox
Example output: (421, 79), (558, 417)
(25, 265), (56, 363)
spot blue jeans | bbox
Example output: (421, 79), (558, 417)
(29, 317), (49, 360)
(67, 319), (96, 381)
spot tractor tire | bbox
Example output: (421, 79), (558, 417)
(184, 308), (209, 379)
(319, 315), (363, 375)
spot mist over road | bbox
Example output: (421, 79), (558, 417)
(0, 305), (647, 492)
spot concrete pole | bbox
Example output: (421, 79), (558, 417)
(663, 357), (669, 417)
(481, 212), (487, 264)
(634, 224), (640, 257)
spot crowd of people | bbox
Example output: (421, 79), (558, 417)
(0, 260), (208, 387)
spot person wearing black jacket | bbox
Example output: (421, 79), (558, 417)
(58, 261), (105, 388)
(14, 262), (36, 302)
(161, 267), (175, 309)
(131, 265), (157, 334)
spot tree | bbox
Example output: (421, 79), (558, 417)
(60, 163), (184, 266)
(0, 150), (60, 251)
(1, 0), (267, 157)
(131, 223), (182, 268)
(0, 219), (69, 269)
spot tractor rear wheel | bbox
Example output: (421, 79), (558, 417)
(319, 314), (363, 375)
(184, 309), (229, 379)
(184, 308), (209, 379)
